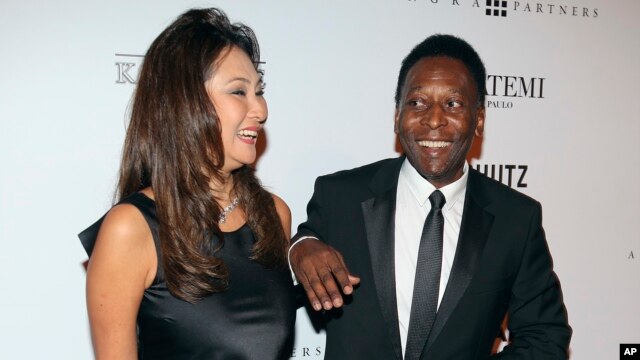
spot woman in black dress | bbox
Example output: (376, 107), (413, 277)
(80, 8), (295, 359)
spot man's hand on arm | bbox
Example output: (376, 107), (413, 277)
(289, 238), (360, 311)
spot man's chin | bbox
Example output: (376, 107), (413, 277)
(417, 166), (464, 188)
(415, 164), (447, 180)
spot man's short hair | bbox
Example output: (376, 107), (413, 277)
(394, 34), (487, 107)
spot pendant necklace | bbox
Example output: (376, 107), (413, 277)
(218, 197), (239, 224)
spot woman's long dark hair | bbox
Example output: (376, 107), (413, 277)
(116, 8), (287, 303)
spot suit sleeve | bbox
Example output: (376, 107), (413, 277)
(292, 176), (327, 244)
(493, 202), (571, 359)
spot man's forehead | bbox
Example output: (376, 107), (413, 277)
(405, 57), (473, 84)
(403, 56), (477, 94)
(407, 84), (464, 94)
(408, 56), (471, 75)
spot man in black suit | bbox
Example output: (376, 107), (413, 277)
(289, 34), (571, 359)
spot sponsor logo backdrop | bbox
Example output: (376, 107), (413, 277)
(0, 0), (637, 358)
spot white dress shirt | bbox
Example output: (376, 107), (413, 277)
(395, 159), (468, 355)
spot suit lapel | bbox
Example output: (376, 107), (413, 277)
(361, 157), (404, 360)
(424, 169), (495, 353)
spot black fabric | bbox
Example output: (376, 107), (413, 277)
(79, 192), (296, 360)
(293, 157), (571, 360)
(405, 190), (445, 360)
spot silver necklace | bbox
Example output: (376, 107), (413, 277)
(218, 197), (239, 224)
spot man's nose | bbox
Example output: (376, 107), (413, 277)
(421, 105), (447, 129)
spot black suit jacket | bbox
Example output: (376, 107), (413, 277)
(294, 157), (570, 360)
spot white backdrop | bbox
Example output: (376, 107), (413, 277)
(1, 0), (638, 359)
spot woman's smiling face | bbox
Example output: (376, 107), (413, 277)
(206, 46), (268, 173)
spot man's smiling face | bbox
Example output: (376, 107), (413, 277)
(395, 56), (485, 188)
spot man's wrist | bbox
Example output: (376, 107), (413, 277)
(288, 236), (320, 277)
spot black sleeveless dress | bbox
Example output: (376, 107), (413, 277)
(79, 193), (296, 360)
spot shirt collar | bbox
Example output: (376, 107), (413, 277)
(399, 158), (469, 211)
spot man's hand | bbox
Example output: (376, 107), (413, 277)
(290, 239), (361, 311)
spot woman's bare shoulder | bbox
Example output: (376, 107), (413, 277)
(88, 202), (157, 287)
(271, 193), (291, 239)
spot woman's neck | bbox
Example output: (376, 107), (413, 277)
(210, 171), (235, 203)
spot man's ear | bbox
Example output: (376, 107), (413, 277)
(474, 106), (485, 137)
(394, 108), (400, 134)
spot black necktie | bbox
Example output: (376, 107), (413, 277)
(404, 190), (446, 360)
